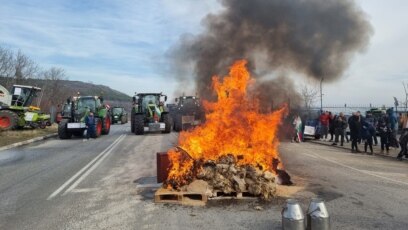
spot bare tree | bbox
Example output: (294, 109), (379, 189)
(0, 47), (14, 77)
(0, 46), (16, 88)
(13, 50), (39, 83)
(403, 81), (408, 112)
(40, 67), (68, 110)
(300, 80), (319, 109)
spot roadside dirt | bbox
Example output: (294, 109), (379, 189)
(0, 124), (57, 147)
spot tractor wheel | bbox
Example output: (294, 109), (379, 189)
(39, 122), (46, 129)
(92, 118), (102, 138)
(102, 116), (111, 135)
(0, 110), (19, 130)
(174, 114), (182, 132)
(58, 119), (72, 139)
(131, 111), (135, 133)
(134, 114), (145, 135)
(72, 130), (85, 137)
(162, 113), (171, 134)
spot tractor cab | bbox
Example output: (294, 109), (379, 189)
(67, 96), (103, 122)
(75, 96), (101, 113)
(175, 96), (201, 109)
(11, 85), (41, 107)
(131, 93), (171, 135)
(133, 93), (167, 115)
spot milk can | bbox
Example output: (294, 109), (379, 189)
(306, 198), (330, 230)
(282, 199), (306, 230)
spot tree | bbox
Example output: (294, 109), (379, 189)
(0, 47), (14, 78)
(13, 50), (39, 82)
(403, 81), (408, 112)
(40, 67), (68, 110)
(300, 80), (319, 109)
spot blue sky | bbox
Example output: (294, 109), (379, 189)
(0, 0), (407, 106)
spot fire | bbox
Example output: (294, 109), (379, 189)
(166, 60), (287, 188)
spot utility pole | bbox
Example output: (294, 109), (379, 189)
(320, 78), (323, 113)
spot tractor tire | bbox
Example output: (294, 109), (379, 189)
(133, 114), (145, 135)
(58, 119), (72, 139)
(72, 130), (85, 137)
(131, 111), (135, 133)
(174, 114), (182, 132)
(102, 116), (111, 135)
(162, 113), (171, 134)
(91, 118), (102, 138)
(0, 110), (19, 131)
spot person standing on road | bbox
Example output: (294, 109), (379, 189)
(397, 114), (408, 160)
(362, 119), (375, 154)
(365, 112), (378, 146)
(329, 112), (336, 141)
(387, 108), (399, 148)
(292, 115), (302, 143)
(85, 112), (96, 140)
(378, 111), (390, 154)
(349, 112), (362, 153)
(332, 112), (347, 146)
(319, 111), (330, 141)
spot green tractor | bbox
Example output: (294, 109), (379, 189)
(58, 95), (111, 139)
(171, 96), (205, 132)
(131, 93), (171, 135)
(111, 107), (128, 124)
(0, 84), (51, 130)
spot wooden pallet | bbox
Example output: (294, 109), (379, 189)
(209, 190), (257, 200)
(154, 188), (208, 206)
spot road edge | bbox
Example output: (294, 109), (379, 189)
(0, 133), (58, 152)
(307, 139), (407, 161)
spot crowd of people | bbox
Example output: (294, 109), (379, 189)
(292, 108), (408, 161)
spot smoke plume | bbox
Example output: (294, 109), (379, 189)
(169, 0), (373, 105)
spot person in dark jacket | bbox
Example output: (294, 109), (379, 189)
(397, 114), (408, 160)
(85, 112), (96, 140)
(362, 119), (375, 154)
(377, 112), (390, 154)
(349, 112), (362, 153)
(332, 113), (347, 146)
(329, 112), (336, 141)
(387, 108), (399, 148)
(365, 112), (378, 146)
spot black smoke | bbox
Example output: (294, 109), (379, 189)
(169, 0), (373, 105)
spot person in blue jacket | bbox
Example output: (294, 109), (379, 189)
(85, 112), (96, 140)
(362, 119), (376, 154)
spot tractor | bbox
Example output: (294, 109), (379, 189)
(171, 96), (205, 132)
(58, 95), (111, 139)
(111, 107), (128, 124)
(0, 84), (51, 130)
(130, 93), (171, 135)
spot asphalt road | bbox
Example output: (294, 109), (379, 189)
(0, 124), (407, 229)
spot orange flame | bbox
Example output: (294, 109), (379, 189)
(167, 60), (287, 187)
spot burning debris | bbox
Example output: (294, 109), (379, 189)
(161, 60), (291, 202)
(198, 154), (277, 200)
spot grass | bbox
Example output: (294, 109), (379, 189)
(0, 124), (58, 147)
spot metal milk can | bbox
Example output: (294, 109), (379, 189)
(306, 198), (330, 230)
(282, 199), (306, 230)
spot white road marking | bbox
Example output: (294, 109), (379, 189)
(70, 188), (99, 193)
(47, 134), (125, 200)
(301, 151), (408, 187)
(62, 134), (126, 195)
